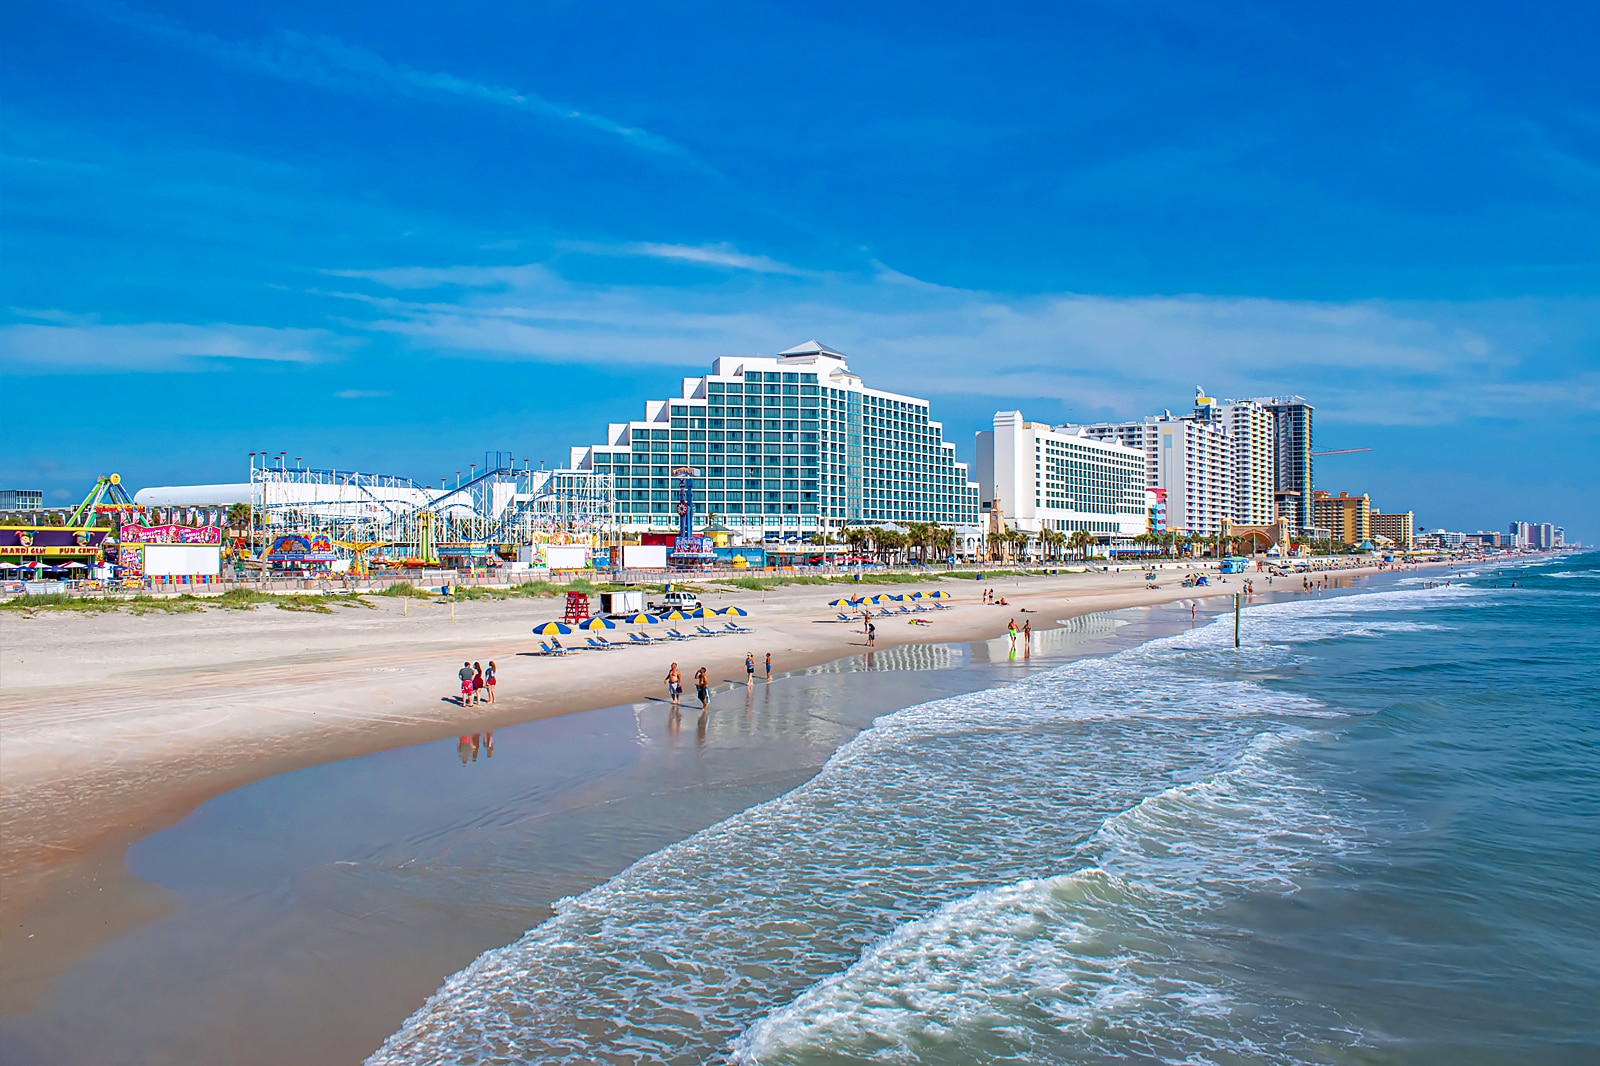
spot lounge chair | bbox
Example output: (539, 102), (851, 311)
(835, 613), (856, 622)
(666, 628), (696, 640)
(628, 632), (654, 644)
(695, 625), (723, 637)
(722, 621), (752, 634)
(586, 636), (620, 651)
(537, 642), (566, 656)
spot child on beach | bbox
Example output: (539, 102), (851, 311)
(485, 660), (497, 704)
(765, 652), (772, 683)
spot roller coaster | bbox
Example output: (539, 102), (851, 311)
(250, 452), (614, 565)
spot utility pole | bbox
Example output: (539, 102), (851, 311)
(1234, 593), (1241, 648)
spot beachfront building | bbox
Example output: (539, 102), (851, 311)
(974, 412), (1150, 548)
(1215, 397), (1277, 526)
(1248, 395), (1315, 533)
(1313, 490), (1372, 547)
(562, 341), (980, 539)
(1370, 509), (1415, 551)
(1070, 399), (1235, 538)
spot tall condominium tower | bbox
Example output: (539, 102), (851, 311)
(1249, 395), (1315, 532)
(1215, 397), (1277, 526)
(563, 341), (980, 538)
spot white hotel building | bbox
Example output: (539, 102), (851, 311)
(974, 412), (1150, 541)
(563, 341), (980, 537)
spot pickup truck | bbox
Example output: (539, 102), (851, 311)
(649, 589), (703, 613)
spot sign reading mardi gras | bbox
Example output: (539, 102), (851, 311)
(118, 524), (223, 545)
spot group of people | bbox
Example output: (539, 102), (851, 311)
(455, 660), (497, 706)
(456, 731), (494, 764)
(1006, 617), (1032, 646)
(663, 652), (773, 709)
(981, 588), (1009, 606)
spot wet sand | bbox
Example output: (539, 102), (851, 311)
(0, 565), (1388, 1055)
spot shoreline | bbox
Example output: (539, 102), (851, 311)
(0, 564), (1397, 1017)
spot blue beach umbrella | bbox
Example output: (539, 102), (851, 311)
(578, 616), (617, 630)
(828, 598), (854, 607)
(719, 606), (749, 617)
(909, 591), (924, 600)
(688, 607), (717, 618)
(662, 609), (690, 622)
(532, 621), (573, 635)
(624, 612), (662, 625)
(927, 590), (952, 599)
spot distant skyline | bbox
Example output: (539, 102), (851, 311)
(3, 2), (1596, 537)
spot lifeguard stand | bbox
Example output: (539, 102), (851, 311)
(562, 591), (591, 624)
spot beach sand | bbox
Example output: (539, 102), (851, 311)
(0, 565), (1383, 1029)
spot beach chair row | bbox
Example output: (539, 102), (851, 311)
(832, 603), (949, 622)
(534, 623), (750, 655)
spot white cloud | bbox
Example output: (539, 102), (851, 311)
(0, 318), (335, 372)
(329, 260), (1598, 426)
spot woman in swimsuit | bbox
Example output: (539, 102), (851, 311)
(746, 653), (755, 688)
(485, 660), (497, 704)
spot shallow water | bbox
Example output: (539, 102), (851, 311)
(0, 607), (1152, 1065)
(372, 557), (1600, 1065)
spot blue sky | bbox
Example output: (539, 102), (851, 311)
(4, 1), (1597, 537)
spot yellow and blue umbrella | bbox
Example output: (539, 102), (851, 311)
(719, 605), (749, 617)
(909, 591), (924, 600)
(928, 590), (952, 599)
(828, 598), (854, 607)
(578, 615), (617, 630)
(532, 621), (573, 635)
(624, 612), (662, 625)
(662, 609), (691, 621)
(688, 606), (717, 618)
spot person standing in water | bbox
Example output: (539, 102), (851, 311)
(665, 662), (683, 707)
(695, 666), (709, 709)
(764, 652), (773, 683)
(745, 652), (756, 688)
(1022, 619), (1031, 643)
(1008, 619), (1018, 647)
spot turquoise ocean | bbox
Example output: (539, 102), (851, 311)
(372, 555), (1600, 1065)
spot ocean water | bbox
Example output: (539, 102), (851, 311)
(372, 556), (1600, 1065)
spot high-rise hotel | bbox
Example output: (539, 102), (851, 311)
(562, 341), (980, 538)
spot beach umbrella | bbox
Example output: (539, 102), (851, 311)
(927, 590), (952, 599)
(909, 591), (924, 599)
(827, 598), (854, 607)
(532, 621), (574, 635)
(688, 606), (717, 618)
(719, 605), (749, 617)
(577, 615), (616, 630)
(888, 594), (905, 601)
(623, 612), (662, 625)
(848, 595), (867, 605)
(662, 609), (690, 621)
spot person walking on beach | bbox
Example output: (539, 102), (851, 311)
(484, 660), (497, 704)
(457, 661), (474, 706)
(471, 662), (485, 706)
(746, 652), (756, 689)
(764, 652), (773, 683)
(1023, 619), (1031, 643)
(1008, 618), (1018, 647)
(695, 666), (709, 710)
(867, 619), (876, 647)
(665, 662), (683, 707)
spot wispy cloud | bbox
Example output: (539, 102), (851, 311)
(326, 258), (1600, 427)
(565, 241), (815, 276)
(1, 314), (338, 372)
(87, 1), (705, 167)
(334, 388), (392, 399)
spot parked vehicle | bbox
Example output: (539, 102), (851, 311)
(649, 589), (703, 613)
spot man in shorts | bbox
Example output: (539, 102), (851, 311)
(457, 662), (474, 706)
(695, 666), (709, 709)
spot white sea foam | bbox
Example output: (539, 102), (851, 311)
(369, 584), (1440, 1065)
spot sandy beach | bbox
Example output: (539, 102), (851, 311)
(0, 564), (1384, 1024)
